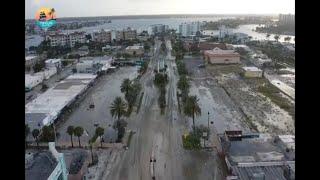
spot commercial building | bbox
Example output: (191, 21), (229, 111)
(198, 42), (227, 51)
(25, 142), (68, 180)
(125, 45), (144, 56)
(25, 73), (97, 131)
(204, 47), (240, 64)
(25, 67), (57, 90)
(148, 24), (168, 35)
(279, 14), (295, 25)
(46, 32), (86, 47)
(45, 59), (62, 69)
(242, 67), (263, 78)
(92, 29), (111, 43)
(179, 22), (201, 37)
(76, 56), (113, 73)
(220, 131), (295, 180)
(25, 55), (40, 68)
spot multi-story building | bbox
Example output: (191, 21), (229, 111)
(125, 45), (144, 56)
(68, 32), (86, 47)
(179, 22), (200, 37)
(123, 27), (137, 40)
(114, 28), (137, 41)
(147, 24), (168, 35)
(92, 29), (111, 43)
(46, 31), (86, 47)
(279, 14), (295, 25)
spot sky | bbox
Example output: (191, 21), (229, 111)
(26, 0), (295, 19)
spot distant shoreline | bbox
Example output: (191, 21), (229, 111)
(25, 13), (277, 21)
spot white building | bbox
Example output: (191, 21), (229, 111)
(279, 14), (295, 25)
(148, 24), (168, 35)
(179, 22), (200, 37)
(45, 59), (62, 69)
(125, 45), (144, 56)
(77, 56), (113, 73)
(242, 66), (263, 78)
(46, 32), (86, 47)
(219, 25), (233, 39)
(25, 55), (40, 68)
(25, 73), (97, 130)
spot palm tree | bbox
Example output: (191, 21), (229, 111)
(49, 8), (55, 20)
(74, 126), (84, 147)
(25, 124), (30, 148)
(284, 36), (291, 43)
(32, 129), (40, 149)
(67, 126), (74, 148)
(274, 35), (280, 42)
(95, 127), (105, 147)
(110, 97), (127, 121)
(266, 34), (270, 41)
(120, 79), (132, 96)
(177, 76), (190, 103)
(184, 95), (201, 132)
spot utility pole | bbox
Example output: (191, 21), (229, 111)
(207, 111), (210, 147)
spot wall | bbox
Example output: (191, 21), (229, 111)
(206, 55), (240, 64)
(244, 71), (262, 78)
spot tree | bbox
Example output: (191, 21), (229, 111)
(110, 97), (127, 121)
(33, 61), (45, 73)
(74, 126), (84, 147)
(40, 125), (55, 142)
(67, 126), (74, 148)
(32, 129), (40, 148)
(120, 79), (132, 96)
(25, 124), (30, 148)
(284, 36), (291, 43)
(144, 44), (150, 52)
(113, 119), (128, 142)
(177, 76), (190, 103)
(266, 34), (270, 40)
(274, 35), (280, 42)
(184, 96), (201, 132)
(95, 127), (105, 147)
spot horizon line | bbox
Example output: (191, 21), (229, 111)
(25, 13), (289, 20)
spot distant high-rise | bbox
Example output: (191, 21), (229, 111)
(279, 14), (295, 25)
(148, 24), (168, 35)
(178, 22), (200, 37)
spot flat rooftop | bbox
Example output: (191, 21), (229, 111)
(25, 73), (97, 130)
(222, 133), (295, 165)
(26, 55), (38, 61)
(232, 165), (288, 180)
(242, 66), (262, 72)
(25, 152), (57, 180)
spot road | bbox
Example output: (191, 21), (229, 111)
(107, 39), (224, 180)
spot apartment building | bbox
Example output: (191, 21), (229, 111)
(147, 24), (168, 35)
(123, 27), (137, 40)
(179, 22), (200, 37)
(92, 29), (111, 43)
(279, 14), (295, 25)
(46, 31), (86, 47)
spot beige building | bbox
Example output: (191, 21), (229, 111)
(242, 66), (263, 78)
(125, 46), (144, 56)
(123, 27), (137, 40)
(204, 47), (240, 64)
(92, 29), (111, 43)
(46, 32), (86, 47)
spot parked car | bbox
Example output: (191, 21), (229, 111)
(198, 64), (205, 68)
